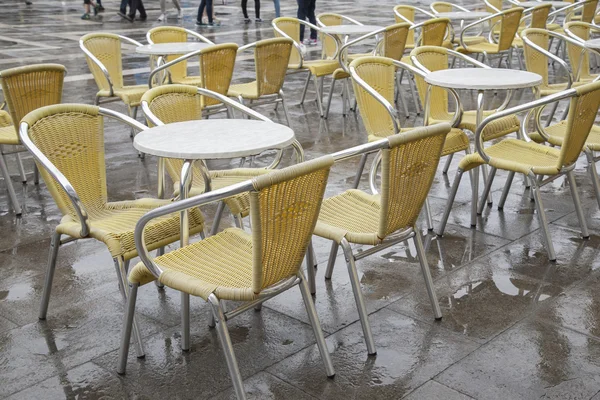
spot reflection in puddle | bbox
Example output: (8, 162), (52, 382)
(451, 272), (552, 303)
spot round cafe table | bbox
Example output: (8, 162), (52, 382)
(584, 38), (600, 52)
(320, 25), (384, 57)
(426, 68), (542, 227)
(515, 1), (571, 7)
(135, 42), (213, 56)
(434, 11), (491, 21)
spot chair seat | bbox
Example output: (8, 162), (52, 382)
(332, 68), (350, 80)
(174, 76), (204, 87)
(98, 84), (149, 107)
(529, 120), (600, 151)
(173, 168), (270, 216)
(228, 81), (260, 99)
(540, 81), (587, 96)
(457, 42), (505, 54)
(447, 110), (520, 141)
(0, 125), (19, 145)
(455, 36), (487, 46)
(129, 228), (258, 301)
(458, 138), (561, 175)
(290, 60), (339, 77)
(314, 189), (382, 245)
(56, 198), (205, 260)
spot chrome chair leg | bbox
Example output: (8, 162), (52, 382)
(181, 292), (191, 351)
(324, 241), (339, 279)
(16, 153), (27, 183)
(424, 198), (434, 231)
(396, 72), (409, 118)
(413, 229), (442, 320)
(117, 282), (139, 375)
(314, 75), (325, 117)
(298, 271), (336, 377)
(0, 151), (21, 215)
(234, 214), (244, 229)
(114, 257), (145, 358)
(478, 166), (497, 215)
(471, 166), (479, 227)
(210, 201), (226, 236)
(208, 294), (247, 400)
(300, 72), (311, 105)
(529, 176), (556, 261)
(39, 231), (61, 319)
(324, 78), (336, 119)
(341, 238), (376, 355)
(279, 90), (291, 126)
(353, 153), (368, 189)
(437, 168), (464, 236)
(498, 171), (515, 210)
(306, 239), (317, 294)
(567, 170), (590, 239)
(33, 164), (39, 185)
(442, 153), (453, 174)
(586, 149), (600, 210)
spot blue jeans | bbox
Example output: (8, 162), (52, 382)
(197, 0), (213, 23)
(297, 0), (316, 41)
(273, 0), (280, 17)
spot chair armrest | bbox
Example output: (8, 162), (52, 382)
(460, 12), (500, 49)
(337, 28), (387, 72)
(522, 31), (574, 88)
(79, 39), (114, 97)
(148, 47), (207, 88)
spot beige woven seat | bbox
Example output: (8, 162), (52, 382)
(118, 157), (336, 400)
(20, 103), (205, 360)
(438, 81), (600, 261)
(314, 113), (450, 355)
(0, 64), (66, 215)
(147, 26), (214, 88)
(273, 17), (341, 117)
(227, 38), (293, 125)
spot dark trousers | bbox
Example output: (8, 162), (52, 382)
(119, 0), (130, 14)
(297, 0), (317, 41)
(128, 0), (145, 18)
(241, 0), (260, 19)
(197, 0), (213, 23)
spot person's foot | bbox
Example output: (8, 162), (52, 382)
(158, 13), (165, 21)
(244, 17), (251, 23)
(118, 12), (133, 21)
(138, 15), (147, 21)
(97, 5), (105, 11)
(81, 13), (91, 19)
(299, 43), (307, 55)
(25, 0), (32, 4)
(195, 19), (206, 26)
(303, 38), (317, 46)
(255, 17), (262, 22)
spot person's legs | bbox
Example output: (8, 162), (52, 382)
(119, 0), (128, 14)
(128, 0), (138, 17)
(242, 0), (249, 19)
(137, 0), (146, 18)
(205, 0), (213, 23)
(273, 0), (280, 17)
(196, 0), (206, 22)
(254, 0), (260, 19)
(307, 0), (317, 39)
(297, 0), (307, 41)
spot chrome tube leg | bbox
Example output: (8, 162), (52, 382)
(424, 198), (434, 231)
(437, 168), (464, 236)
(117, 282), (139, 375)
(325, 79), (336, 119)
(567, 171), (590, 239)
(210, 201), (226, 236)
(208, 294), (247, 400)
(0, 151), (21, 215)
(306, 239), (317, 294)
(279, 90), (291, 126)
(353, 153), (368, 189)
(181, 292), (191, 351)
(413, 229), (442, 320)
(298, 271), (336, 377)
(34, 164), (39, 185)
(396, 72), (409, 117)
(530, 178), (556, 261)
(300, 72), (311, 105)
(321, 239), (338, 280)
(16, 153), (27, 183)
(39, 231), (61, 319)
(498, 171), (515, 210)
(342, 79), (348, 116)
(478, 167), (496, 215)
(313, 75), (324, 117)
(234, 214), (244, 229)
(481, 165), (494, 205)
(442, 154), (454, 174)
(545, 101), (559, 127)
(586, 150), (600, 210)
(340, 238), (376, 355)
(409, 76), (421, 115)
(471, 166), (479, 227)
(129, 106), (138, 138)
(114, 257), (145, 358)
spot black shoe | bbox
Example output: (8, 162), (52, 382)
(137, 15), (147, 21)
(118, 11), (133, 21)
(195, 19), (206, 26)
(25, 0), (32, 4)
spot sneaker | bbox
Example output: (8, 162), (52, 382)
(158, 13), (166, 21)
(81, 12), (91, 19)
(195, 19), (206, 26)
(255, 17), (262, 22)
(307, 38), (318, 46)
(212, 18), (221, 26)
(244, 17), (251, 23)
(118, 12), (133, 21)
(299, 43), (307, 55)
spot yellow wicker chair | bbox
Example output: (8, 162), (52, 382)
(548, 0), (598, 34)
(410, 46), (521, 173)
(117, 156), (336, 399)
(438, 81), (600, 261)
(316, 13), (363, 60)
(393, 5), (438, 51)
(80, 33), (148, 125)
(0, 64), (66, 215)
(19, 103), (205, 360)
(313, 118), (451, 354)
(324, 22), (411, 118)
(565, 22), (600, 82)
(148, 43), (239, 117)
(146, 26), (214, 87)
(227, 38), (293, 125)
(513, 4), (552, 47)
(142, 84), (278, 234)
(273, 17), (340, 117)
(430, 2), (487, 46)
(457, 8), (524, 67)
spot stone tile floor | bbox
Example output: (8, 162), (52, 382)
(1, 0), (600, 398)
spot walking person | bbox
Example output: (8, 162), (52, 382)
(118, 0), (132, 20)
(81, 0), (99, 20)
(297, 0), (317, 45)
(128, 0), (147, 21)
(242, 0), (261, 22)
(158, 0), (182, 21)
(196, 0), (217, 26)
(273, 0), (280, 17)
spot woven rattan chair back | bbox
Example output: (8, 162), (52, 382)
(317, 13), (343, 59)
(351, 56), (397, 138)
(420, 18), (451, 46)
(273, 17), (303, 67)
(411, 46), (450, 121)
(580, 0), (598, 23)
(379, 126), (447, 238)
(394, 6), (418, 47)
(486, 0), (503, 31)
(565, 22), (595, 80)
(254, 38), (293, 96)
(142, 85), (204, 189)
(0, 64), (66, 132)
(497, 8), (524, 51)
(529, 4), (551, 29)
(558, 81), (600, 167)
(522, 28), (551, 86)
(431, 2), (454, 13)
(198, 43), (238, 107)
(81, 33), (124, 91)
(21, 104), (107, 219)
(147, 26), (189, 83)
(381, 23), (410, 61)
(250, 156), (333, 292)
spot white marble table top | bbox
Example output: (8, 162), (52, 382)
(136, 42), (213, 56)
(134, 120), (296, 159)
(320, 25), (384, 35)
(425, 68), (542, 90)
(434, 11), (491, 20)
(585, 38), (600, 50)
(516, 1), (571, 8)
